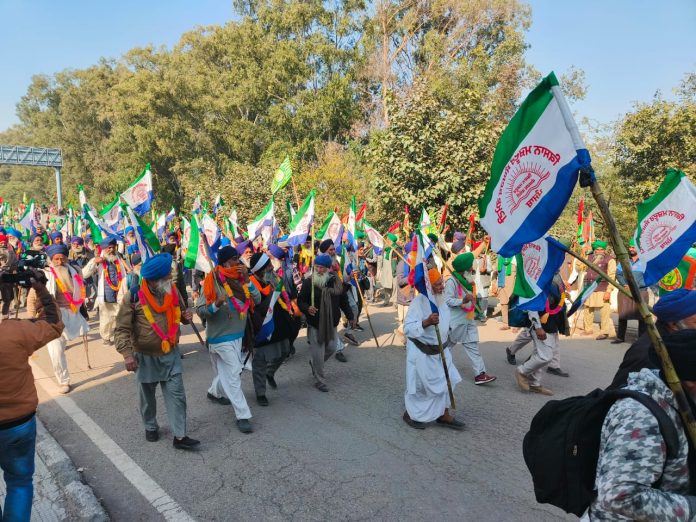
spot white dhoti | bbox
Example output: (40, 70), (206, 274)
(99, 302), (119, 342)
(47, 307), (89, 385)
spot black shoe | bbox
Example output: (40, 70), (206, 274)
(173, 436), (200, 450)
(256, 395), (269, 406)
(266, 375), (277, 389)
(145, 430), (159, 442)
(546, 367), (570, 378)
(611, 338), (625, 344)
(315, 382), (329, 392)
(335, 351), (348, 363)
(237, 419), (253, 433)
(207, 392), (231, 405)
(506, 347), (516, 365)
(354, 324), (365, 332)
(402, 411), (426, 430)
(436, 416), (466, 431)
(343, 333), (359, 346)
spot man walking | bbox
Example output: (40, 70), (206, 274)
(581, 240), (617, 340)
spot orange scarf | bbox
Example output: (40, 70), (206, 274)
(202, 265), (247, 304)
(139, 281), (181, 353)
(250, 275), (272, 296)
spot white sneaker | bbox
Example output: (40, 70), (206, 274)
(58, 384), (71, 394)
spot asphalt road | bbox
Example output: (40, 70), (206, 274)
(30, 302), (631, 521)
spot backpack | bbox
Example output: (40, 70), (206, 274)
(522, 388), (679, 517)
(507, 296), (531, 328)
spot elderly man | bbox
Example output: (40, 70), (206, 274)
(28, 244), (89, 393)
(582, 240), (617, 340)
(248, 252), (297, 406)
(395, 241), (415, 343)
(83, 237), (128, 345)
(49, 231), (63, 245)
(115, 253), (199, 449)
(297, 254), (354, 392)
(0, 233), (18, 319)
(196, 246), (260, 434)
(402, 266), (463, 430)
(613, 239), (648, 344)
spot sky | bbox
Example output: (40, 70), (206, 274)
(1, 0), (695, 133)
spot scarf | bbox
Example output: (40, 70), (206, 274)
(452, 271), (473, 292)
(317, 275), (344, 344)
(203, 265), (247, 304)
(138, 282), (181, 353)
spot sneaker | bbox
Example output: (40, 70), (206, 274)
(474, 372), (497, 385)
(343, 333), (359, 346)
(315, 382), (329, 392)
(529, 385), (554, 396)
(207, 392), (231, 405)
(57, 384), (70, 394)
(256, 395), (269, 407)
(354, 324), (365, 332)
(335, 351), (348, 363)
(173, 436), (200, 450)
(505, 347), (516, 365)
(236, 419), (253, 434)
(546, 367), (570, 377)
(145, 430), (159, 442)
(266, 375), (278, 389)
(514, 370), (530, 392)
(402, 411), (426, 430)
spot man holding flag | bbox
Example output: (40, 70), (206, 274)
(580, 240), (617, 340)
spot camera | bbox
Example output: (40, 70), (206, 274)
(0, 269), (47, 288)
(19, 252), (48, 270)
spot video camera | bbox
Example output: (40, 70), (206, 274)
(0, 252), (49, 288)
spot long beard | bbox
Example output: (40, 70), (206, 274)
(104, 252), (117, 263)
(150, 280), (171, 298)
(260, 270), (275, 285)
(54, 265), (74, 292)
(314, 272), (330, 288)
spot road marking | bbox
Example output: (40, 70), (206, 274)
(31, 361), (196, 522)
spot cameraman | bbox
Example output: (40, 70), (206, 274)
(0, 273), (64, 521)
(0, 232), (18, 320)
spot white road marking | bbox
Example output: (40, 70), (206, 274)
(31, 361), (196, 522)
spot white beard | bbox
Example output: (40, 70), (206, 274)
(53, 265), (74, 292)
(104, 252), (118, 263)
(314, 272), (330, 288)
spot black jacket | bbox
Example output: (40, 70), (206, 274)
(297, 274), (353, 329)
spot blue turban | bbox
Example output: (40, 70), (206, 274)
(131, 253), (142, 266)
(85, 234), (93, 241)
(6, 228), (22, 239)
(315, 254), (332, 268)
(125, 226), (135, 234)
(235, 240), (252, 256)
(141, 253), (173, 280)
(99, 236), (117, 249)
(220, 236), (231, 247)
(30, 233), (43, 244)
(268, 244), (285, 260)
(71, 236), (84, 246)
(46, 244), (69, 258)
(654, 289), (696, 324)
(50, 232), (63, 240)
(0, 227), (5, 234)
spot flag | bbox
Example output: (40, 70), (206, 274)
(287, 191), (315, 247)
(255, 279), (284, 343)
(567, 279), (601, 317)
(192, 193), (202, 215)
(100, 194), (123, 233)
(201, 213), (222, 260)
(576, 198), (585, 244)
(120, 163), (154, 215)
(271, 156), (292, 195)
(122, 203), (160, 260)
(213, 194), (224, 215)
(347, 197), (357, 250)
(83, 204), (110, 244)
(78, 185), (88, 209)
(658, 246), (696, 294)
(403, 205), (411, 236)
(513, 235), (567, 311)
(479, 72), (590, 257)
(165, 207), (176, 223)
(182, 215), (212, 273)
(584, 211), (594, 246)
(355, 202), (367, 229)
(247, 199), (275, 241)
(465, 214), (476, 250)
(439, 204), (448, 233)
(156, 213), (167, 240)
(634, 169), (696, 286)
(286, 199), (296, 222)
(18, 200), (35, 233)
(363, 221), (385, 255)
(410, 231), (439, 313)
(226, 208), (240, 238)
(386, 221), (400, 235)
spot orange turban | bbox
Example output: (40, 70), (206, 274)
(428, 267), (442, 284)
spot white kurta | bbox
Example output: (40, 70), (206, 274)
(403, 294), (462, 422)
(45, 267), (89, 340)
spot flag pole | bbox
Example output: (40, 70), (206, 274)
(434, 324), (455, 410)
(291, 177), (301, 209)
(351, 263), (380, 348)
(310, 221), (316, 309)
(552, 83), (696, 446)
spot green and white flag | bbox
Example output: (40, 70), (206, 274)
(121, 203), (160, 260)
(100, 194), (123, 233)
(226, 208), (240, 238)
(182, 215), (212, 273)
(83, 204), (109, 243)
(247, 199), (274, 241)
(287, 191), (315, 247)
(271, 156), (292, 195)
(479, 72), (589, 257)
(316, 211), (341, 241)
(634, 168), (696, 286)
(18, 199), (35, 233)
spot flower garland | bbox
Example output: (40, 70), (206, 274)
(251, 275), (293, 314)
(545, 292), (567, 316)
(103, 259), (123, 291)
(49, 267), (85, 313)
(138, 282), (181, 354)
(456, 278), (476, 319)
(217, 268), (252, 321)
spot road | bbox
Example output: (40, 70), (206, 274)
(30, 302), (628, 521)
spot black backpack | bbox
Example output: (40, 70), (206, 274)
(522, 388), (680, 517)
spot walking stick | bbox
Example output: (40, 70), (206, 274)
(353, 271), (380, 348)
(189, 320), (206, 348)
(434, 324), (456, 410)
(83, 334), (92, 369)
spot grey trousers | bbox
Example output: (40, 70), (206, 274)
(509, 328), (561, 370)
(307, 326), (337, 385)
(252, 339), (289, 397)
(138, 373), (187, 438)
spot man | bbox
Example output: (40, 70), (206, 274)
(297, 254), (354, 392)
(395, 241), (415, 341)
(613, 239), (647, 344)
(124, 226), (139, 263)
(29, 233), (45, 252)
(0, 274), (64, 521)
(402, 266), (464, 430)
(70, 236), (97, 311)
(161, 233), (188, 307)
(0, 233), (18, 319)
(472, 242), (492, 322)
(445, 253), (496, 385)
(49, 231), (63, 245)
(581, 240), (617, 340)
(248, 252), (297, 406)
(492, 255), (517, 330)
(514, 272), (569, 396)
(115, 253), (199, 449)
(83, 237), (128, 345)
(196, 246), (259, 433)
(28, 244), (89, 393)
(585, 301), (696, 519)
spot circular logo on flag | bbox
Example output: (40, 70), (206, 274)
(132, 182), (148, 203)
(659, 268), (682, 292)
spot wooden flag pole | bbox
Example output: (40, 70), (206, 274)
(291, 177), (301, 209)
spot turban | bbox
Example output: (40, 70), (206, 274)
(100, 236), (117, 249)
(220, 236), (231, 247)
(649, 329), (696, 381)
(46, 244), (69, 258)
(654, 289), (696, 324)
(71, 236), (84, 246)
(453, 253), (474, 273)
(451, 240), (465, 254)
(50, 232), (63, 240)
(628, 239), (636, 247)
(167, 232), (178, 239)
(453, 231), (466, 241)
(7, 228), (21, 239)
(234, 235), (245, 244)
(141, 253), (173, 280)
(592, 240), (608, 250)
(386, 233), (398, 243)
(235, 240), (252, 256)
(131, 253), (142, 266)
(0, 234), (7, 243)
(0, 227), (5, 234)
(268, 244), (286, 260)
(428, 267), (442, 284)
(125, 226), (135, 234)
(315, 254), (332, 268)
(218, 246), (239, 266)
(85, 234), (93, 241)
(30, 233), (43, 244)
(250, 252), (270, 274)
(319, 239), (334, 253)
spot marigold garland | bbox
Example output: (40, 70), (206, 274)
(49, 267), (85, 313)
(103, 259), (123, 291)
(138, 282), (181, 353)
